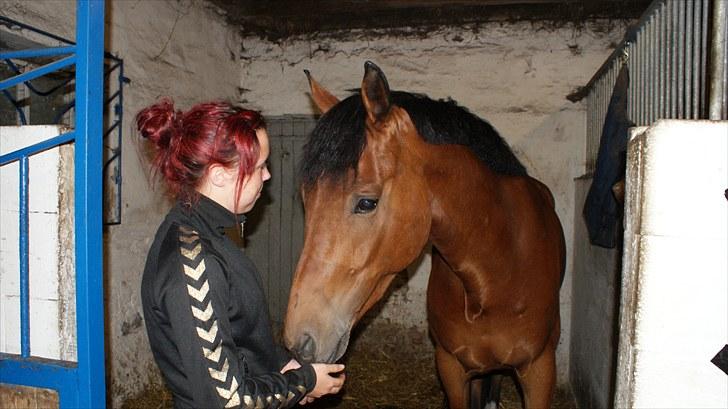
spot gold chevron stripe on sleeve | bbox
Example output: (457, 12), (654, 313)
(191, 301), (214, 322)
(187, 280), (209, 302)
(196, 320), (218, 343)
(203, 344), (223, 362)
(180, 243), (202, 260)
(183, 259), (206, 281)
(216, 376), (239, 400)
(208, 358), (230, 382)
(225, 391), (241, 408)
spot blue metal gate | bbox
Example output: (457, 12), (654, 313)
(0, 1), (106, 407)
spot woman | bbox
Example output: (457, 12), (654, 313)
(137, 99), (344, 408)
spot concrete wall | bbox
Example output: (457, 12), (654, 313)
(1, 0), (242, 405)
(237, 21), (629, 384)
(570, 177), (622, 409)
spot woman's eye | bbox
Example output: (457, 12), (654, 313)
(354, 198), (378, 214)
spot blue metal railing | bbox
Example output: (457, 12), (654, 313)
(0, 14), (126, 225)
(0, 1), (107, 407)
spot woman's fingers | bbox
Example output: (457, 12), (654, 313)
(330, 372), (345, 393)
(299, 396), (315, 405)
(310, 363), (346, 397)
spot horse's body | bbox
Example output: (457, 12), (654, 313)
(284, 62), (565, 408)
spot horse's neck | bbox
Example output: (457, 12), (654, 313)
(425, 144), (513, 274)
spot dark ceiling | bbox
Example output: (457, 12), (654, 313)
(210, 0), (652, 40)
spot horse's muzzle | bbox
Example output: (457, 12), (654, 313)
(292, 328), (351, 364)
(295, 333), (317, 363)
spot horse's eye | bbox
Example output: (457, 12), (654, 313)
(354, 198), (378, 214)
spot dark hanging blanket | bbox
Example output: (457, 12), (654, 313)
(583, 64), (633, 248)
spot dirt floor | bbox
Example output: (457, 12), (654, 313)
(122, 321), (576, 409)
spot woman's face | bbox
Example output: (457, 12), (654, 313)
(235, 128), (271, 213)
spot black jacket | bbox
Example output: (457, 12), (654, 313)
(142, 195), (315, 408)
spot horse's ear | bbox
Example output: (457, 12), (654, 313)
(361, 61), (391, 123)
(305, 69), (339, 114)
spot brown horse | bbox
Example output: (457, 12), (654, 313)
(284, 62), (565, 409)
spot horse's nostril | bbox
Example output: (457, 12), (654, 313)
(298, 333), (316, 362)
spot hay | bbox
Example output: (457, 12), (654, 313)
(121, 322), (576, 409)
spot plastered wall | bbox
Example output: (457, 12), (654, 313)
(1, 0), (631, 401)
(1, 0), (242, 405)
(236, 21), (628, 384)
(570, 177), (622, 409)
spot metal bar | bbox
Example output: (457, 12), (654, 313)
(0, 16), (75, 45)
(637, 28), (644, 125)
(693, 0), (702, 117)
(580, 0), (665, 94)
(106, 89), (121, 105)
(1, 89), (28, 125)
(701, 0), (709, 116)
(0, 46), (76, 60)
(0, 15), (121, 62)
(670, 1), (677, 118)
(0, 55), (75, 91)
(724, 19), (728, 119)
(632, 28), (643, 126)
(3, 58), (75, 97)
(0, 356), (79, 407)
(0, 132), (76, 166)
(658, 3), (666, 118)
(115, 60), (125, 225)
(19, 156), (30, 358)
(628, 41), (635, 123)
(103, 119), (120, 138)
(73, 1), (107, 407)
(649, 13), (656, 123)
(678, 0), (686, 118)
(709, 0), (727, 119)
(53, 102), (76, 124)
(686, 0), (694, 118)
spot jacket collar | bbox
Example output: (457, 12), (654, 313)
(182, 194), (246, 237)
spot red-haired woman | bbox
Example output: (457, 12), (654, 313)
(137, 99), (344, 408)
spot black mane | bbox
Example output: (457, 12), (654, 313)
(299, 91), (527, 187)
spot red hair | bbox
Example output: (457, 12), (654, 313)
(136, 98), (265, 207)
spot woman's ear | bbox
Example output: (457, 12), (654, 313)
(207, 164), (236, 188)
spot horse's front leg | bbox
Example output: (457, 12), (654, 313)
(516, 340), (557, 409)
(435, 346), (468, 409)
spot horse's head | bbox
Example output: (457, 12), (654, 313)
(284, 62), (432, 362)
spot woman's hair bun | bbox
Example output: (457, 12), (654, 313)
(135, 97), (179, 149)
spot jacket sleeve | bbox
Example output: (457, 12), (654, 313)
(159, 225), (316, 408)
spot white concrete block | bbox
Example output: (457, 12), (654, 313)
(29, 212), (60, 300)
(616, 120), (728, 409)
(639, 120), (728, 239)
(0, 125), (72, 361)
(0, 295), (20, 355)
(30, 298), (60, 360)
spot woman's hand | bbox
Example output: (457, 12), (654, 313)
(280, 359), (301, 373)
(308, 363), (346, 398)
